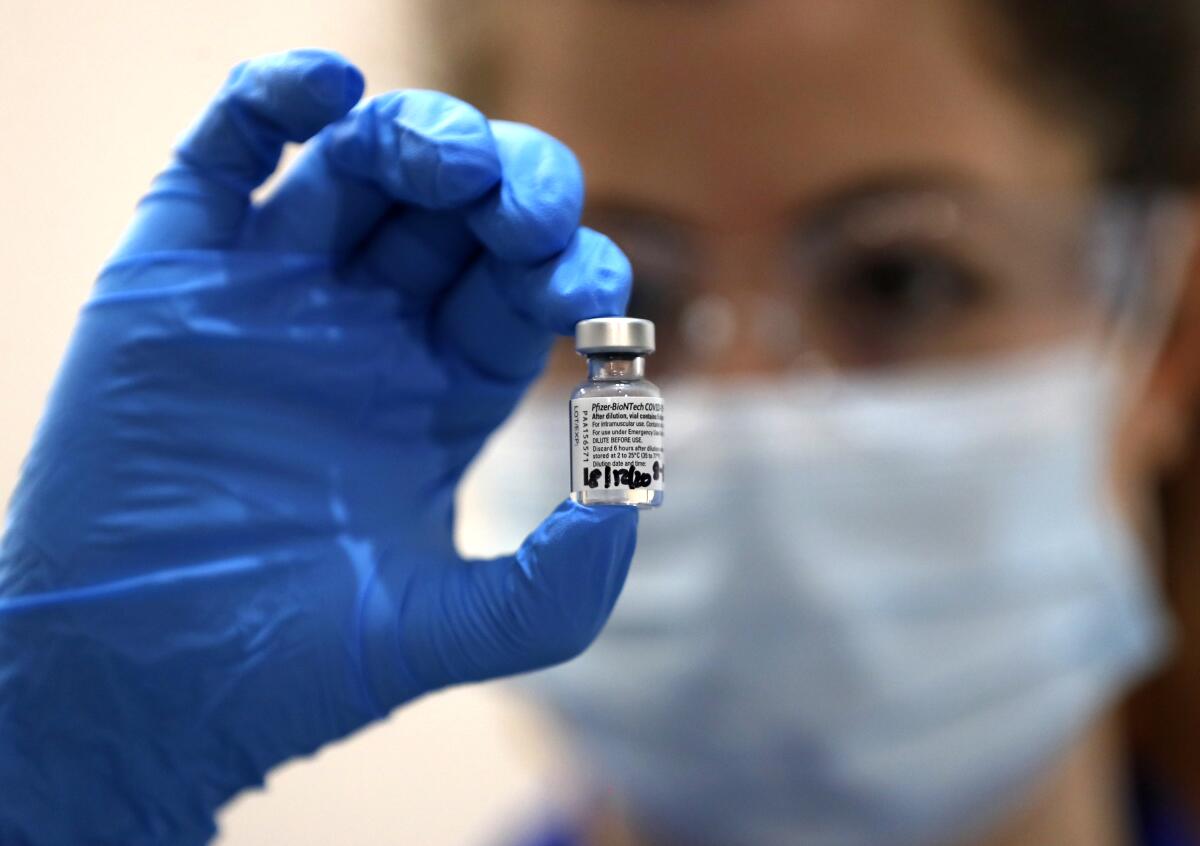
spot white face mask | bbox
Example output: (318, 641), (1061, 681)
(458, 346), (1169, 846)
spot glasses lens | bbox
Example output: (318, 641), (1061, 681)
(597, 191), (1194, 380)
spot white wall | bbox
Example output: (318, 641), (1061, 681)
(0, 3), (559, 843)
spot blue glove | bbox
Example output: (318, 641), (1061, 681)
(0, 50), (637, 845)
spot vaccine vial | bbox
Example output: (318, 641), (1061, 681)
(570, 317), (664, 508)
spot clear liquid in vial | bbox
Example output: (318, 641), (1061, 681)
(569, 362), (664, 509)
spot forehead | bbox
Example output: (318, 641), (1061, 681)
(496, 0), (1094, 226)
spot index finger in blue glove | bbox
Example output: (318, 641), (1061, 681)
(362, 500), (639, 706)
(252, 116), (578, 315)
(465, 121), (585, 265)
(112, 50), (364, 259)
(330, 120), (588, 328)
(434, 227), (633, 381)
(334, 119), (584, 308)
(241, 90), (501, 254)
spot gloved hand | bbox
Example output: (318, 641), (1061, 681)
(0, 50), (637, 845)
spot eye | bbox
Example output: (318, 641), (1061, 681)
(815, 244), (988, 328)
(625, 267), (678, 327)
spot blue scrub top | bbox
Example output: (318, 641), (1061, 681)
(515, 773), (1197, 846)
(1132, 770), (1198, 846)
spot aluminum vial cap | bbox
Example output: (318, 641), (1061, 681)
(575, 317), (656, 355)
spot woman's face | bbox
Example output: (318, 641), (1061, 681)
(492, 0), (1191, 500)
(499, 0), (1100, 365)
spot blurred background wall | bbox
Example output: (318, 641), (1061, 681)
(0, 2), (558, 843)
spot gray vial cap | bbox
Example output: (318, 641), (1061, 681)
(575, 317), (656, 355)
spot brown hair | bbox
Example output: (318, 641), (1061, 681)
(987, 0), (1200, 186)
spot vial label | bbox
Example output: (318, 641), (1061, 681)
(571, 397), (665, 493)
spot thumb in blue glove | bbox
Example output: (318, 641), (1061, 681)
(0, 49), (637, 846)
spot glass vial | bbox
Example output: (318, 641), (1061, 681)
(570, 317), (664, 508)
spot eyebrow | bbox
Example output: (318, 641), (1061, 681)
(584, 167), (988, 234)
(795, 168), (987, 232)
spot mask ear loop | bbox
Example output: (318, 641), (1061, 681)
(1092, 193), (1199, 415)
(1082, 193), (1200, 558)
(1082, 196), (1194, 669)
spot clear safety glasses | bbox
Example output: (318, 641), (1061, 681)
(596, 189), (1197, 381)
